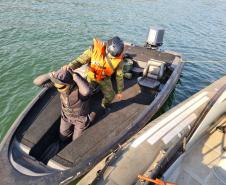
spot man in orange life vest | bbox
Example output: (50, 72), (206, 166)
(63, 36), (125, 110)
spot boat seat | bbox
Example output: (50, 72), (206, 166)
(19, 93), (61, 155)
(137, 59), (165, 90)
(138, 77), (161, 89)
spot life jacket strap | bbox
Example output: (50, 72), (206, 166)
(105, 54), (115, 71)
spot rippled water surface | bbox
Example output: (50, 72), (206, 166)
(0, 0), (226, 140)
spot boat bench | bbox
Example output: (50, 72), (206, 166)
(19, 93), (61, 155)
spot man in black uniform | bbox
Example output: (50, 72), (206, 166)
(34, 68), (95, 141)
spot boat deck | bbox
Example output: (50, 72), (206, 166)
(166, 115), (226, 185)
(51, 77), (154, 167)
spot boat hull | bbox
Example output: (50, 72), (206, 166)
(87, 76), (226, 185)
(0, 45), (183, 185)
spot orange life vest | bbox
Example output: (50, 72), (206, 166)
(88, 38), (123, 81)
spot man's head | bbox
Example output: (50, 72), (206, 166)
(106, 36), (124, 58)
(51, 69), (74, 92)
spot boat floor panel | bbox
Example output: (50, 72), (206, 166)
(124, 45), (175, 63)
(52, 78), (154, 166)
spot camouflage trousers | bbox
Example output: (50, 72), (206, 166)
(87, 77), (115, 108)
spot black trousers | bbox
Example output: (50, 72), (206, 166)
(59, 115), (90, 141)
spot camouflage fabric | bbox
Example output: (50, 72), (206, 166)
(87, 76), (115, 108)
(68, 47), (124, 107)
(68, 48), (92, 69)
(115, 61), (124, 93)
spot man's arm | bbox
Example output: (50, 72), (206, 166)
(67, 48), (92, 70)
(33, 73), (54, 88)
(115, 61), (124, 94)
(73, 73), (91, 98)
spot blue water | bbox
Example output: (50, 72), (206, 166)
(0, 0), (226, 141)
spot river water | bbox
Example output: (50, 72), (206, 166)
(0, 0), (226, 141)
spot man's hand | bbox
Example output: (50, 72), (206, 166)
(116, 93), (123, 100)
(61, 65), (70, 71)
(61, 65), (76, 75)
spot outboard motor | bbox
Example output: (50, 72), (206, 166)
(145, 27), (165, 49)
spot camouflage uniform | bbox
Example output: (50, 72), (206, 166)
(68, 47), (124, 108)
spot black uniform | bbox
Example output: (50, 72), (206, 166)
(59, 83), (90, 141)
(36, 69), (91, 141)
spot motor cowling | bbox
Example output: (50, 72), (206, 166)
(145, 27), (165, 49)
